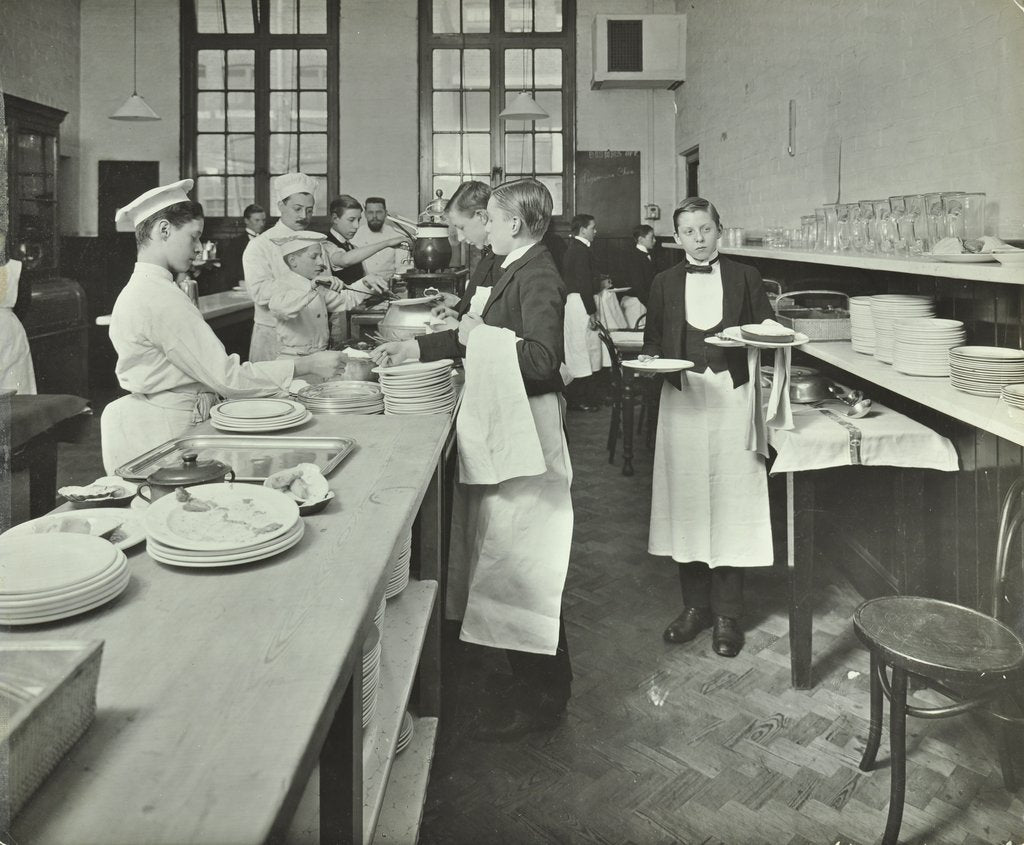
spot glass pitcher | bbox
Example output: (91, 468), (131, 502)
(900, 194), (927, 256)
(822, 204), (840, 252)
(859, 200), (877, 253)
(814, 208), (826, 251)
(923, 192), (945, 252)
(873, 199), (896, 254)
(943, 192), (986, 240)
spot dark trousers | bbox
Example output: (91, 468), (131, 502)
(505, 614), (572, 708)
(679, 562), (744, 619)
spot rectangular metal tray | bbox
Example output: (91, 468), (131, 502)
(115, 434), (357, 482)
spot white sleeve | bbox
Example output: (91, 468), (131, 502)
(323, 286), (363, 313)
(242, 239), (280, 309)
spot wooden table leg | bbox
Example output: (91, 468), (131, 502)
(319, 670), (362, 844)
(621, 374), (636, 477)
(788, 471), (816, 689)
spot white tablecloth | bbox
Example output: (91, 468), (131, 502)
(769, 400), (959, 474)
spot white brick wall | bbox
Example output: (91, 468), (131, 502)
(674, 0), (1024, 239)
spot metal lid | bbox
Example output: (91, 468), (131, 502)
(147, 451), (231, 486)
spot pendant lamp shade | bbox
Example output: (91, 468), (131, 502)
(110, 92), (161, 122)
(499, 92), (549, 122)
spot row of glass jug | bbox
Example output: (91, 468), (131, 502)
(783, 193), (986, 255)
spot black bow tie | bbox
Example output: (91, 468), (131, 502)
(684, 256), (719, 274)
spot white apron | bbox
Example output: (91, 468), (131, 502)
(649, 369), (773, 568)
(100, 391), (203, 473)
(0, 259), (37, 394)
(563, 292), (601, 378)
(249, 323), (280, 362)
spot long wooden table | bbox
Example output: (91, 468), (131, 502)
(2, 412), (452, 844)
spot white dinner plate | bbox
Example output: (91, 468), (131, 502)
(950, 346), (1024, 361)
(3, 509), (145, 552)
(621, 358), (695, 373)
(0, 534), (120, 596)
(148, 520), (305, 567)
(210, 409), (308, 427)
(720, 327), (810, 348)
(930, 253), (998, 263)
(213, 398), (303, 420)
(372, 359), (453, 376)
(211, 410), (313, 433)
(0, 561), (128, 616)
(0, 568), (131, 626)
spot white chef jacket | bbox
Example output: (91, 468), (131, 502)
(110, 262), (294, 396)
(351, 223), (411, 278)
(269, 270), (365, 356)
(0, 258), (37, 394)
(242, 220), (302, 330)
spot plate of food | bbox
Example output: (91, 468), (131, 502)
(3, 509), (145, 551)
(621, 358), (695, 373)
(721, 325), (810, 348)
(143, 483), (300, 551)
(59, 476), (138, 507)
(929, 236), (999, 263)
(264, 463), (335, 515)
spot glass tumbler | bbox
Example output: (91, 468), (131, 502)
(836, 203), (853, 252)
(814, 208), (826, 251)
(823, 204), (840, 252)
(941, 192), (967, 239)
(800, 215), (816, 251)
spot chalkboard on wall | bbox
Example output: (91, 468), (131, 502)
(574, 150), (641, 236)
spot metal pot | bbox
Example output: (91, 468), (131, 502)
(378, 295), (442, 342)
(761, 365), (834, 404)
(138, 451), (235, 502)
(412, 223), (452, 272)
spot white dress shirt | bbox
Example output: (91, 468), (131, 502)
(683, 252), (723, 330)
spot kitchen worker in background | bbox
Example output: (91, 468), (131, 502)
(352, 196), (411, 278)
(371, 179), (573, 743)
(641, 197), (776, 658)
(618, 224), (657, 328)
(101, 180), (344, 473)
(0, 230), (37, 394)
(243, 172), (320, 362)
(223, 203), (266, 285)
(562, 213), (604, 411)
(268, 231), (373, 357)
(326, 194), (407, 286)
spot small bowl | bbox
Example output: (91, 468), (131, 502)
(298, 491), (335, 516)
(59, 476), (138, 508)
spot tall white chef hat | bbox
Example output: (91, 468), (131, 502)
(273, 172), (318, 205)
(114, 179), (195, 229)
(271, 230), (327, 257)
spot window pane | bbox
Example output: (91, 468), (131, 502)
(433, 175), (462, 203)
(505, 133), (533, 174)
(194, 0), (254, 33)
(197, 135), (225, 174)
(299, 134), (327, 172)
(534, 49), (561, 87)
(270, 0), (298, 33)
(226, 177), (256, 218)
(197, 92), (225, 132)
(299, 0), (326, 33)
(227, 92), (254, 132)
(433, 135), (461, 172)
(536, 175), (563, 215)
(463, 50), (490, 89)
(534, 133), (562, 172)
(464, 91), (489, 131)
(270, 134), (300, 173)
(300, 50), (327, 89)
(270, 50), (298, 90)
(299, 92), (327, 131)
(226, 50), (254, 90)
(534, 91), (561, 129)
(535, 0), (562, 31)
(504, 50), (532, 88)
(432, 0), (460, 33)
(226, 135), (255, 174)
(198, 51), (225, 89)
(311, 175), (328, 215)
(463, 133), (490, 173)
(433, 92), (461, 132)
(463, 0), (490, 33)
(270, 92), (299, 132)
(433, 51), (460, 89)
(196, 176), (225, 216)
(504, 0), (529, 32)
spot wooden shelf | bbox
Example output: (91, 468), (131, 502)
(371, 717), (439, 845)
(362, 579), (438, 843)
(716, 245), (1024, 285)
(797, 341), (1024, 448)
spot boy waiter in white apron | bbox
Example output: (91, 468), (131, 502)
(641, 197), (776, 658)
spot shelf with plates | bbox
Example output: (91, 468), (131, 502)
(795, 340), (1024, 448)
(713, 245), (1024, 285)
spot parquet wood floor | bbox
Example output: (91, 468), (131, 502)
(420, 409), (1024, 845)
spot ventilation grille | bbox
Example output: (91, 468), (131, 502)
(607, 19), (643, 72)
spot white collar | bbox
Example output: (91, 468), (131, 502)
(132, 262), (174, 282)
(330, 228), (351, 245)
(245, 228), (259, 238)
(636, 243), (650, 254)
(500, 243), (534, 269)
(685, 250), (720, 267)
(574, 235), (591, 247)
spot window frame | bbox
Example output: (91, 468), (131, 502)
(179, 0), (340, 232)
(418, 0), (576, 219)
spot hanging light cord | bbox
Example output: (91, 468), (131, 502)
(132, 0), (139, 94)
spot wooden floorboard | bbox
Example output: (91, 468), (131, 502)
(420, 408), (1024, 845)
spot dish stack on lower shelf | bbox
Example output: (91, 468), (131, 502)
(868, 295), (935, 363)
(949, 347), (1024, 397)
(395, 710), (414, 754)
(849, 296), (875, 354)
(385, 531), (412, 599)
(362, 626), (382, 729)
(892, 318), (966, 377)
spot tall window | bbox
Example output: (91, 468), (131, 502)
(181, 0), (339, 224)
(420, 0), (575, 216)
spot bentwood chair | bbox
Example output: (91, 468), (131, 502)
(853, 477), (1024, 844)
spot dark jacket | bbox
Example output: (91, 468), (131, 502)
(563, 238), (600, 315)
(641, 255), (774, 390)
(622, 246), (656, 306)
(327, 230), (365, 285)
(542, 227), (567, 275)
(416, 243), (565, 396)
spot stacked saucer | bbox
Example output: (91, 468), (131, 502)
(949, 346), (1024, 397)
(374, 594), (386, 633)
(385, 530), (412, 600)
(868, 295), (935, 364)
(396, 711), (414, 754)
(211, 398), (311, 432)
(362, 626), (382, 728)
(295, 381), (384, 415)
(0, 534), (130, 625)
(373, 360), (457, 416)
(892, 318), (967, 377)
(849, 296), (876, 354)
(144, 483), (303, 567)
(1000, 384), (1024, 411)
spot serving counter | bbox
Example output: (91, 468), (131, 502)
(95, 289), (255, 330)
(1, 411), (455, 845)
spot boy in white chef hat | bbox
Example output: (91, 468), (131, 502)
(101, 180), (344, 473)
(266, 230), (371, 357)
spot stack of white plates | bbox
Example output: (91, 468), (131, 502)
(1000, 384), (1024, 410)
(374, 360), (457, 416)
(385, 530), (412, 600)
(868, 295), (935, 364)
(396, 711), (414, 754)
(374, 594), (386, 633)
(849, 296), (876, 354)
(144, 483), (303, 567)
(949, 346), (1024, 397)
(211, 398), (312, 432)
(295, 380), (384, 415)
(892, 318), (967, 377)
(0, 534), (130, 625)
(362, 626), (382, 729)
